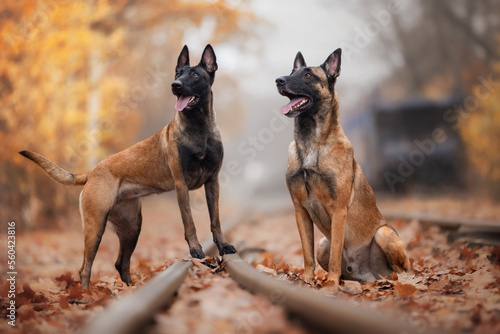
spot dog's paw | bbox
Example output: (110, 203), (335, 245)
(303, 270), (314, 284)
(219, 243), (237, 255)
(190, 248), (206, 259)
(322, 280), (339, 294)
(300, 279), (315, 290)
(120, 275), (134, 286)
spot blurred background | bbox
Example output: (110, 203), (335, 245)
(1, 0), (499, 229)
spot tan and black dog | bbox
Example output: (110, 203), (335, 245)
(20, 44), (236, 289)
(276, 49), (410, 291)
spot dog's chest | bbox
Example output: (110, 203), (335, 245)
(297, 142), (320, 168)
(178, 137), (223, 189)
(287, 167), (335, 234)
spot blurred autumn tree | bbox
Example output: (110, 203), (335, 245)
(0, 0), (251, 228)
(459, 37), (500, 199)
(369, 0), (499, 99)
(359, 0), (499, 195)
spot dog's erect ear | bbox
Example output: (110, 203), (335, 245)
(200, 44), (218, 73)
(176, 45), (190, 72)
(293, 52), (307, 71)
(322, 48), (341, 79)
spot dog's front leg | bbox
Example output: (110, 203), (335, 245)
(325, 206), (347, 292)
(204, 178), (237, 255)
(294, 204), (315, 284)
(175, 182), (205, 259)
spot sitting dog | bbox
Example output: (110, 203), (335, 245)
(276, 48), (410, 291)
(20, 44), (236, 289)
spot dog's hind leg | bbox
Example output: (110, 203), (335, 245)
(205, 179), (236, 255)
(108, 199), (142, 286)
(374, 226), (410, 273)
(79, 177), (118, 289)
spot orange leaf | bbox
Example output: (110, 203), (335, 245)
(428, 276), (450, 291)
(59, 295), (70, 310)
(393, 281), (417, 298)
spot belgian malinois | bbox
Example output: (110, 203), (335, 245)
(276, 49), (410, 292)
(20, 44), (236, 289)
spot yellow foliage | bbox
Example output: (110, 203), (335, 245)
(459, 38), (500, 197)
(0, 0), (249, 228)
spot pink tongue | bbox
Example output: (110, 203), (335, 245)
(280, 97), (305, 115)
(175, 96), (193, 111)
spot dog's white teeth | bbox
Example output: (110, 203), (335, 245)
(189, 96), (195, 102)
(290, 98), (308, 111)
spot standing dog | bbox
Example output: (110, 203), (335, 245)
(20, 44), (236, 289)
(276, 49), (410, 291)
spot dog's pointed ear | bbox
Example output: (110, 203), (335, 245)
(293, 52), (306, 71)
(176, 45), (190, 72)
(322, 48), (341, 79)
(200, 44), (218, 73)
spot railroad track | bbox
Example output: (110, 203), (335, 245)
(383, 211), (500, 246)
(82, 212), (499, 334)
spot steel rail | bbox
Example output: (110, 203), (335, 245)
(383, 211), (500, 245)
(383, 211), (500, 230)
(223, 253), (445, 334)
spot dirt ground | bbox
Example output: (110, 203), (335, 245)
(0, 193), (499, 333)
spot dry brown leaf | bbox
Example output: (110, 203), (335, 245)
(428, 276), (450, 291)
(55, 272), (76, 288)
(190, 258), (211, 273)
(18, 283), (36, 302)
(136, 260), (154, 281)
(341, 280), (362, 294)
(59, 295), (70, 310)
(67, 284), (85, 300)
(467, 268), (496, 291)
(393, 281), (417, 298)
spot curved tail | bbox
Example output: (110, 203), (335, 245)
(374, 225), (410, 273)
(316, 226), (410, 275)
(19, 150), (88, 186)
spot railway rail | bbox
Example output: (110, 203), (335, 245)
(82, 212), (499, 334)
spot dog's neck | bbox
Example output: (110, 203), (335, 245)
(293, 92), (345, 168)
(175, 91), (216, 134)
(294, 92), (343, 146)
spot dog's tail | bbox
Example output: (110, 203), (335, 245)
(19, 150), (88, 186)
(316, 237), (330, 272)
(316, 226), (410, 274)
(374, 225), (411, 273)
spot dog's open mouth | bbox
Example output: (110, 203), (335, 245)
(175, 95), (199, 111)
(279, 90), (312, 115)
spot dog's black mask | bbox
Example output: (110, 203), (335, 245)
(172, 44), (218, 112)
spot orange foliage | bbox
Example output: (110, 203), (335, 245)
(0, 0), (249, 228)
(459, 37), (500, 199)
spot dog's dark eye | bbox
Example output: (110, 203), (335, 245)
(192, 72), (199, 78)
(305, 72), (312, 78)
(175, 73), (180, 79)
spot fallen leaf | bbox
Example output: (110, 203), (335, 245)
(428, 276), (450, 291)
(190, 258), (211, 273)
(341, 280), (362, 294)
(393, 281), (417, 298)
(59, 295), (70, 310)
(18, 283), (36, 302)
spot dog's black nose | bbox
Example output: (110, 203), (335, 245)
(172, 80), (182, 89)
(276, 77), (286, 85)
